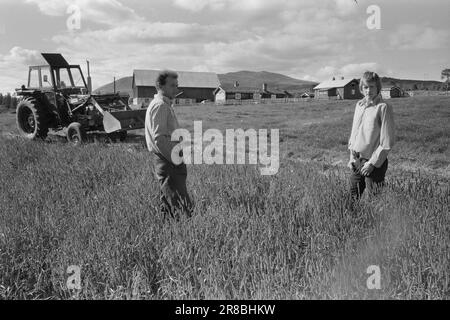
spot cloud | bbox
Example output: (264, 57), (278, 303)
(0, 46), (43, 65)
(52, 21), (252, 45)
(173, 0), (273, 12)
(173, 0), (360, 16)
(44, 0), (365, 89)
(334, 0), (358, 15)
(173, 0), (226, 11)
(24, 0), (140, 25)
(3, 0), (445, 92)
(316, 62), (388, 80)
(0, 47), (44, 92)
(389, 24), (450, 50)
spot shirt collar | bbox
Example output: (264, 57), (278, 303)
(361, 93), (382, 108)
(154, 92), (173, 105)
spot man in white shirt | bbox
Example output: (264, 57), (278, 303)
(145, 70), (192, 219)
(348, 71), (395, 200)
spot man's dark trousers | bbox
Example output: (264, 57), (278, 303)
(350, 158), (389, 200)
(152, 153), (192, 218)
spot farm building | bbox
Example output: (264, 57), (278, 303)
(300, 92), (315, 98)
(313, 77), (363, 100)
(381, 86), (403, 99)
(214, 82), (290, 103)
(132, 70), (220, 106)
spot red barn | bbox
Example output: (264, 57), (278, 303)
(313, 78), (363, 100)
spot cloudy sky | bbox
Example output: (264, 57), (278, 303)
(0, 0), (449, 93)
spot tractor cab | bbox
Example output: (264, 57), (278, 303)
(26, 53), (88, 95)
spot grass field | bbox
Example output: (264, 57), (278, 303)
(0, 96), (449, 299)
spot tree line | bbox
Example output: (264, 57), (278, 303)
(0, 93), (19, 109)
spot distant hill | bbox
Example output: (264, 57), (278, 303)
(218, 71), (318, 93)
(94, 76), (133, 96)
(94, 71), (318, 96)
(380, 77), (443, 91)
(93, 72), (445, 96)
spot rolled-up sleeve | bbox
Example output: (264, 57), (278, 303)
(368, 103), (395, 167)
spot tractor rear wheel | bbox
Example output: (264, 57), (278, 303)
(16, 97), (49, 140)
(67, 122), (86, 146)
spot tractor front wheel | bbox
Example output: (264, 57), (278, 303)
(16, 97), (49, 140)
(118, 130), (127, 142)
(108, 131), (127, 142)
(67, 122), (86, 146)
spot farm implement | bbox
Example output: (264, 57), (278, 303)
(15, 53), (146, 145)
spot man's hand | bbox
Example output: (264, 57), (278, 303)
(360, 162), (375, 176)
(348, 156), (361, 171)
(347, 160), (356, 170)
(348, 150), (357, 170)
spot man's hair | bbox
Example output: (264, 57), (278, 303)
(155, 70), (178, 90)
(359, 71), (382, 94)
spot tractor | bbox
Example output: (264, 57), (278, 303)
(15, 53), (146, 145)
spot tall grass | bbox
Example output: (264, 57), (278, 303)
(0, 137), (448, 299)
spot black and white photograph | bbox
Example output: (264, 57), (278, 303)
(0, 0), (448, 309)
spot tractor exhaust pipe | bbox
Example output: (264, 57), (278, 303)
(86, 60), (92, 94)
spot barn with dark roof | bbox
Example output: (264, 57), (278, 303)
(313, 77), (363, 100)
(214, 82), (290, 103)
(381, 86), (403, 99)
(132, 70), (220, 106)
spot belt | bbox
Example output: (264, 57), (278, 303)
(152, 152), (185, 168)
(152, 152), (167, 162)
(352, 150), (368, 161)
